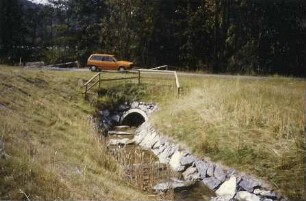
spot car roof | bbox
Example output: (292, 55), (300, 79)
(91, 53), (114, 57)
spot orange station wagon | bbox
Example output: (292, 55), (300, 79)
(87, 54), (134, 71)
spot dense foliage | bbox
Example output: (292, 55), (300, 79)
(0, 0), (305, 76)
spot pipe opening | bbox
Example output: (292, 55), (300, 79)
(121, 112), (146, 127)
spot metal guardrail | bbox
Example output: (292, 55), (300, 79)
(83, 70), (139, 99)
(83, 67), (181, 99)
(137, 68), (181, 98)
(150, 65), (168, 70)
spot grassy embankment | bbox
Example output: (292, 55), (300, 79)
(0, 66), (147, 200)
(92, 71), (305, 199)
(1, 66), (304, 200)
(93, 71), (305, 199)
(147, 74), (305, 200)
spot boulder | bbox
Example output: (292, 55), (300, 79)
(139, 131), (158, 149)
(207, 163), (215, 177)
(180, 154), (196, 166)
(152, 137), (165, 150)
(253, 189), (277, 199)
(134, 123), (150, 144)
(158, 144), (177, 164)
(102, 117), (112, 129)
(182, 166), (200, 181)
(226, 169), (236, 178)
(152, 143), (167, 156)
(134, 130), (146, 144)
(202, 177), (222, 190)
(118, 104), (130, 111)
(195, 160), (209, 179)
(215, 176), (237, 199)
(169, 151), (186, 172)
(130, 101), (139, 108)
(139, 104), (148, 113)
(170, 178), (196, 189)
(214, 165), (226, 182)
(153, 182), (172, 192)
(235, 191), (260, 201)
(153, 178), (196, 192)
(238, 176), (261, 192)
(110, 114), (120, 123)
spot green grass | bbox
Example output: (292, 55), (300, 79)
(0, 66), (147, 200)
(149, 75), (305, 199)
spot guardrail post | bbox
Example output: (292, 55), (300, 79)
(84, 85), (88, 100)
(98, 73), (101, 89)
(138, 70), (141, 85)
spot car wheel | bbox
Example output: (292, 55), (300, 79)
(91, 66), (97, 72)
(118, 67), (125, 72)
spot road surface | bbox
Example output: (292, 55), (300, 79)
(25, 66), (305, 81)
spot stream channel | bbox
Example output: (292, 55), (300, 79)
(105, 125), (215, 201)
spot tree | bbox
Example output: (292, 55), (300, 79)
(0, 0), (24, 63)
(101, 0), (138, 61)
(46, 0), (106, 64)
(3, 0), (301, 75)
(176, 0), (214, 70)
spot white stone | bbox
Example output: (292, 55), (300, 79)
(134, 122), (150, 144)
(152, 139), (161, 149)
(153, 178), (195, 192)
(235, 191), (260, 201)
(253, 189), (276, 198)
(158, 145), (177, 164)
(130, 101), (139, 108)
(207, 163), (215, 177)
(134, 130), (146, 144)
(139, 131), (158, 149)
(216, 176), (237, 199)
(107, 138), (134, 146)
(152, 143), (167, 156)
(169, 151), (185, 172)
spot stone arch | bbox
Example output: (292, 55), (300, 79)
(120, 109), (148, 127)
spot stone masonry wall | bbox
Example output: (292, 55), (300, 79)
(134, 121), (287, 201)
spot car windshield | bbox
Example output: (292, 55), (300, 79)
(112, 57), (117, 62)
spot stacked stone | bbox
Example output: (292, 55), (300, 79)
(134, 122), (286, 201)
(130, 101), (157, 115)
(98, 101), (157, 130)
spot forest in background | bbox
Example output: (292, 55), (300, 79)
(0, 0), (305, 76)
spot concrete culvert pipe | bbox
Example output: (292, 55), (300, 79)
(120, 109), (148, 127)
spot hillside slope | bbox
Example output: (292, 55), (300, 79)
(0, 66), (146, 200)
